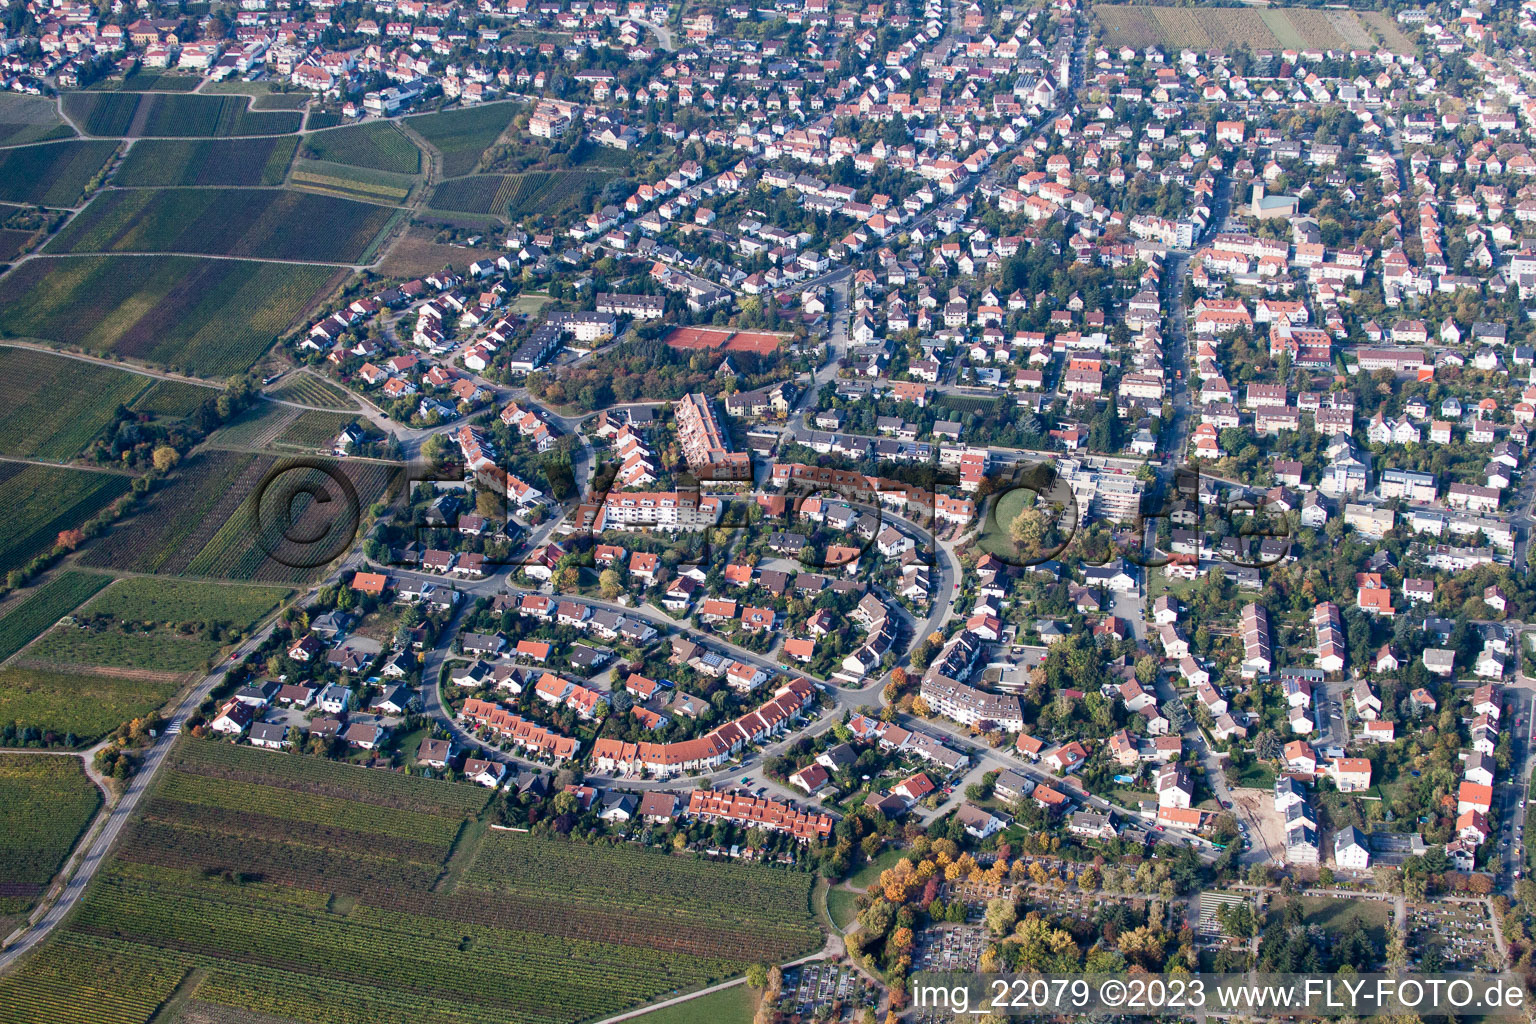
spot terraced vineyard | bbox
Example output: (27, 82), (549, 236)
(287, 159), (416, 204)
(82, 450), (397, 584)
(0, 347), (154, 460)
(0, 571), (111, 663)
(0, 141), (119, 207)
(28, 578), (288, 674)
(302, 122), (421, 174)
(113, 137), (299, 187)
(0, 665), (178, 744)
(130, 378), (222, 418)
(406, 102), (521, 177)
(0, 461), (129, 570)
(266, 373), (353, 409)
(274, 411), (359, 451)
(430, 170), (615, 219)
(0, 94), (75, 146)
(0, 740), (820, 1024)
(63, 93), (302, 138)
(0, 752), (102, 915)
(0, 255), (339, 377)
(47, 187), (397, 263)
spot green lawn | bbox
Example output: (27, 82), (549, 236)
(623, 984), (757, 1024)
(847, 846), (905, 889)
(976, 486), (1028, 560)
(827, 887), (861, 931)
(1291, 896), (1391, 949)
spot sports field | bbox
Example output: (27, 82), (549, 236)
(663, 326), (786, 355)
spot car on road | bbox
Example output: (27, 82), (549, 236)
(741, 777), (751, 784)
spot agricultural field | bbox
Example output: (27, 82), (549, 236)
(287, 159), (416, 205)
(86, 69), (202, 92)
(0, 228), (35, 261)
(0, 665), (178, 744)
(275, 411), (361, 451)
(0, 347), (155, 460)
(113, 136), (299, 187)
(0, 255), (340, 377)
(47, 187), (397, 264)
(430, 169), (615, 219)
(27, 578), (288, 674)
(0, 572), (112, 665)
(266, 372), (353, 409)
(0, 753), (102, 918)
(62, 93), (302, 138)
(82, 449), (397, 584)
(1092, 4), (1414, 53)
(130, 378), (222, 418)
(376, 225), (505, 278)
(305, 110), (344, 131)
(0, 460), (129, 570)
(0, 141), (119, 207)
(0, 94), (75, 146)
(406, 102), (521, 177)
(301, 122), (421, 174)
(0, 740), (820, 1024)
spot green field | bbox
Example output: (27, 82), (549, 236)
(82, 449), (397, 584)
(0, 753), (101, 916)
(0, 347), (155, 460)
(976, 486), (1029, 561)
(0, 461), (129, 570)
(0, 255), (339, 377)
(27, 577), (288, 673)
(0, 665), (178, 744)
(0, 739), (820, 1024)
(130, 378), (222, 418)
(267, 372), (353, 409)
(625, 985), (757, 1024)
(47, 187), (396, 263)
(113, 136), (299, 187)
(0, 572), (112, 664)
(63, 92), (302, 138)
(288, 158), (417, 204)
(0, 94), (74, 146)
(302, 122), (421, 174)
(0, 141), (118, 207)
(407, 102), (521, 177)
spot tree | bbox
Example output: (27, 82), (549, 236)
(1135, 655), (1158, 686)
(152, 445), (179, 472)
(599, 569), (623, 599)
(746, 964), (769, 989)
